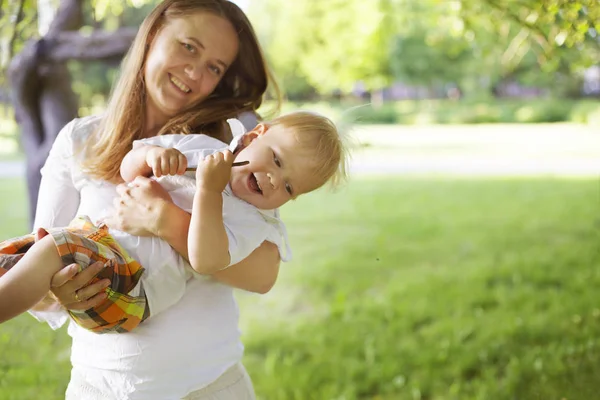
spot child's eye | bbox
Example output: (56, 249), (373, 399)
(273, 152), (281, 167)
(285, 183), (293, 196)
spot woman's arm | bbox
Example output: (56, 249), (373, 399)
(106, 177), (280, 293)
(212, 241), (280, 294)
(32, 119), (110, 316)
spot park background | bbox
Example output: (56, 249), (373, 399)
(0, 0), (599, 399)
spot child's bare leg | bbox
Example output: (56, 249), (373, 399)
(0, 235), (65, 323)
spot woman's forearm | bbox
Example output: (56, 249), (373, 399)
(155, 201), (280, 293)
(155, 200), (192, 260)
(212, 241), (280, 294)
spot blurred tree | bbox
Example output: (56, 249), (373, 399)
(2, 0), (144, 225)
(248, 0), (599, 98)
(459, 0), (600, 95)
(249, 0), (396, 97)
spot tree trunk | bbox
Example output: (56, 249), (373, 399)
(8, 0), (135, 227)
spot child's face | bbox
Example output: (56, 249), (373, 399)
(230, 124), (321, 209)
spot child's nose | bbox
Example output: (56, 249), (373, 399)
(266, 172), (280, 190)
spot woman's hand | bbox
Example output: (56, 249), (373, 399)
(104, 176), (173, 236)
(48, 261), (110, 311)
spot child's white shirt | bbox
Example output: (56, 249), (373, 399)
(111, 125), (292, 318)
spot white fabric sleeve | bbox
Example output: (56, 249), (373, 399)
(223, 213), (272, 266)
(264, 222), (293, 262)
(224, 218), (292, 266)
(33, 119), (80, 230)
(226, 118), (247, 137)
(29, 119), (82, 329)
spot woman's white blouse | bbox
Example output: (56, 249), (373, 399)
(31, 115), (246, 399)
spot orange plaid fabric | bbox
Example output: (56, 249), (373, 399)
(0, 216), (149, 333)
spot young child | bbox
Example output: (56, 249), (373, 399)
(0, 111), (347, 333)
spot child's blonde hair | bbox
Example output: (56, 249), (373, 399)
(268, 111), (348, 191)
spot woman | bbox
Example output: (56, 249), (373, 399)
(31, 0), (280, 398)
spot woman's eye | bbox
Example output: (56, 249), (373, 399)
(209, 65), (222, 75)
(181, 42), (194, 53)
(285, 183), (293, 196)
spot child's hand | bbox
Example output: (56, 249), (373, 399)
(196, 150), (234, 193)
(146, 146), (187, 178)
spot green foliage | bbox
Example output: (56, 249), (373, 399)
(249, 0), (396, 94)
(0, 0), (157, 93)
(269, 99), (600, 125)
(248, 0), (600, 98)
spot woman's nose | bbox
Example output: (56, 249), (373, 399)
(185, 64), (202, 81)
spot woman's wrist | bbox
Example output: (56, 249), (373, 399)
(153, 198), (176, 238)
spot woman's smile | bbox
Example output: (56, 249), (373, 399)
(168, 73), (191, 94)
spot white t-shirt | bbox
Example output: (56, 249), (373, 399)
(123, 133), (291, 317)
(31, 115), (277, 399)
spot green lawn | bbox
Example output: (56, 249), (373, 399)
(1, 177), (599, 400)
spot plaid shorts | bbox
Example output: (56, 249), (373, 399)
(0, 216), (149, 333)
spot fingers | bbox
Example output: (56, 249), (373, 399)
(206, 151), (232, 164)
(177, 153), (187, 175)
(75, 278), (110, 302)
(149, 155), (162, 178)
(169, 154), (179, 175)
(50, 262), (109, 310)
(50, 263), (79, 287)
(133, 175), (151, 186)
(160, 155), (169, 177)
(116, 183), (132, 197)
(223, 150), (234, 164)
(68, 291), (108, 311)
(62, 261), (106, 291)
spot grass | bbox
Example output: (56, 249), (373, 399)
(0, 176), (599, 399)
(0, 179), (72, 400)
(240, 177), (600, 400)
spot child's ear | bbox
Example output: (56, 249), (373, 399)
(238, 123), (268, 149)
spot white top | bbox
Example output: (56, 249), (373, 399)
(127, 133), (291, 316)
(30, 115), (272, 399)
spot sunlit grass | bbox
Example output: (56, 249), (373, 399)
(239, 177), (600, 400)
(0, 177), (599, 399)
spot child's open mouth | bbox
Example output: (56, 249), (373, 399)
(248, 173), (263, 195)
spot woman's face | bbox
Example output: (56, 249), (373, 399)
(144, 12), (239, 123)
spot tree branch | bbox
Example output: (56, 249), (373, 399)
(482, 0), (552, 55)
(8, 0), (26, 59)
(40, 28), (137, 62)
(46, 0), (84, 36)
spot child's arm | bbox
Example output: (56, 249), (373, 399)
(121, 144), (188, 183)
(188, 150), (234, 274)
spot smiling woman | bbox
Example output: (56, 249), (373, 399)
(23, 0), (284, 399)
(144, 13), (240, 123)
